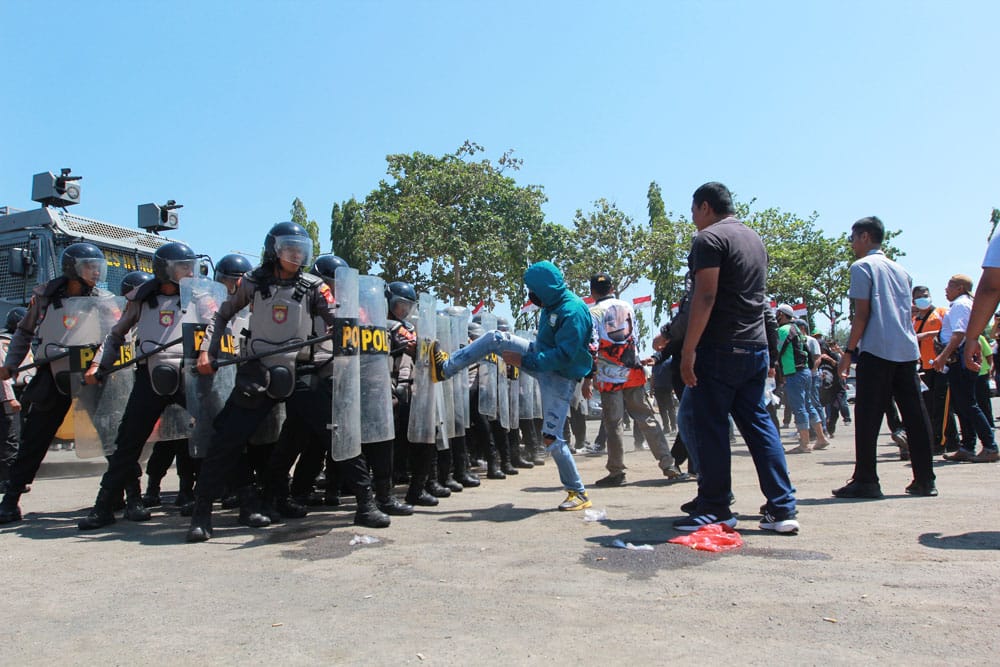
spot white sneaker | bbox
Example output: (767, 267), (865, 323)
(759, 511), (799, 535)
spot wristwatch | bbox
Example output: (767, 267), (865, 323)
(845, 347), (857, 355)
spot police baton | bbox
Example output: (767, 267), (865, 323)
(199, 330), (341, 372)
(13, 350), (72, 374)
(83, 337), (185, 384)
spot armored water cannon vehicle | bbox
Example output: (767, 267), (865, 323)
(0, 168), (194, 322)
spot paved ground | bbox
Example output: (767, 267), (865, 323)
(2, 415), (999, 665)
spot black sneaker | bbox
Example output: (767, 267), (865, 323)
(673, 513), (737, 531)
(593, 473), (626, 487)
(832, 480), (884, 499)
(430, 341), (449, 383)
(904, 480), (938, 496)
(682, 491), (734, 514)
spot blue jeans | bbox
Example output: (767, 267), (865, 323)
(810, 372), (826, 426)
(443, 330), (585, 493)
(678, 344), (796, 518)
(946, 354), (997, 452)
(783, 369), (822, 430)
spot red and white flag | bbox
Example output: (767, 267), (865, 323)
(632, 295), (652, 309)
(471, 299), (485, 315)
(582, 295), (595, 305)
(671, 302), (680, 316)
(519, 300), (539, 315)
(792, 302), (808, 318)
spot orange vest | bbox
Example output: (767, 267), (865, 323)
(912, 307), (946, 370)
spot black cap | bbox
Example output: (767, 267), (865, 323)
(590, 272), (614, 294)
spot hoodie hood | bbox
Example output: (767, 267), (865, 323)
(523, 261), (567, 307)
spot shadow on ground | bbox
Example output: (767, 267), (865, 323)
(918, 531), (1000, 550)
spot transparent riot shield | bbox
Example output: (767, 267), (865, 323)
(448, 307), (471, 434)
(508, 364), (521, 428)
(407, 293), (438, 444)
(497, 355), (510, 429)
(477, 312), (498, 419)
(436, 311), (456, 447)
(358, 276), (394, 444)
(181, 277), (234, 457)
(330, 267), (362, 462)
(69, 296), (131, 459)
(515, 329), (538, 421)
(249, 404), (285, 445)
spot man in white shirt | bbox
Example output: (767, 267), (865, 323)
(937, 274), (998, 462)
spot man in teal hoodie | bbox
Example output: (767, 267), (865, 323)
(434, 261), (592, 510)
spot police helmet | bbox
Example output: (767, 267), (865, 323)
(5, 307), (27, 333)
(385, 281), (417, 319)
(214, 253), (253, 282)
(496, 316), (510, 332)
(310, 254), (349, 282)
(61, 243), (107, 285)
(120, 270), (154, 297)
(263, 222), (313, 269)
(153, 242), (198, 285)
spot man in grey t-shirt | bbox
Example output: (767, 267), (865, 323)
(834, 216), (936, 498)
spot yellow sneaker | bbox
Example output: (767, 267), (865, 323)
(558, 490), (591, 511)
(430, 340), (449, 383)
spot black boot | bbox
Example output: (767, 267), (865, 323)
(486, 446), (507, 480)
(451, 437), (481, 487)
(497, 430), (519, 475)
(0, 492), (23, 524)
(521, 419), (545, 465)
(78, 487), (117, 530)
(124, 481), (152, 522)
(424, 450), (450, 497)
(375, 479), (413, 516)
(354, 486), (391, 528)
(510, 431), (534, 469)
(437, 449), (463, 493)
(405, 444), (439, 505)
(141, 479), (162, 508)
(237, 486), (271, 528)
(186, 497), (213, 542)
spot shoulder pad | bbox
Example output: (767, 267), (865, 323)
(299, 273), (323, 289)
(130, 279), (162, 303)
(41, 277), (69, 298)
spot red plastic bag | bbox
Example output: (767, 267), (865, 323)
(668, 523), (743, 552)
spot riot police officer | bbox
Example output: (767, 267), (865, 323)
(0, 243), (111, 524)
(79, 243), (199, 530)
(188, 222), (389, 542)
(387, 281), (443, 506)
(0, 307), (28, 493)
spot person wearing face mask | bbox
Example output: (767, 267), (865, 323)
(431, 261), (593, 511)
(911, 285), (959, 453)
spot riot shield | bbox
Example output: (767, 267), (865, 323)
(69, 296), (131, 459)
(515, 329), (538, 420)
(508, 364), (521, 428)
(359, 276), (394, 444)
(330, 267), (362, 462)
(448, 307), (471, 434)
(181, 277), (234, 457)
(407, 293), (437, 444)
(436, 312), (456, 446)
(249, 404), (285, 445)
(477, 312), (498, 419)
(497, 355), (510, 429)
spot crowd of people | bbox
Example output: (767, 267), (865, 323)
(2, 182), (999, 543)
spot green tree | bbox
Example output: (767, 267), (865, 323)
(561, 198), (650, 296)
(646, 182), (694, 322)
(362, 141), (548, 309)
(290, 197), (321, 260)
(330, 198), (370, 272)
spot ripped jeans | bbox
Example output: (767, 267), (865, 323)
(443, 331), (585, 493)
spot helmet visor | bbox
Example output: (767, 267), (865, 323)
(75, 257), (108, 286)
(165, 259), (197, 284)
(274, 236), (313, 269)
(389, 296), (415, 319)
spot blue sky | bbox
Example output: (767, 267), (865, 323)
(2, 1), (997, 332)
